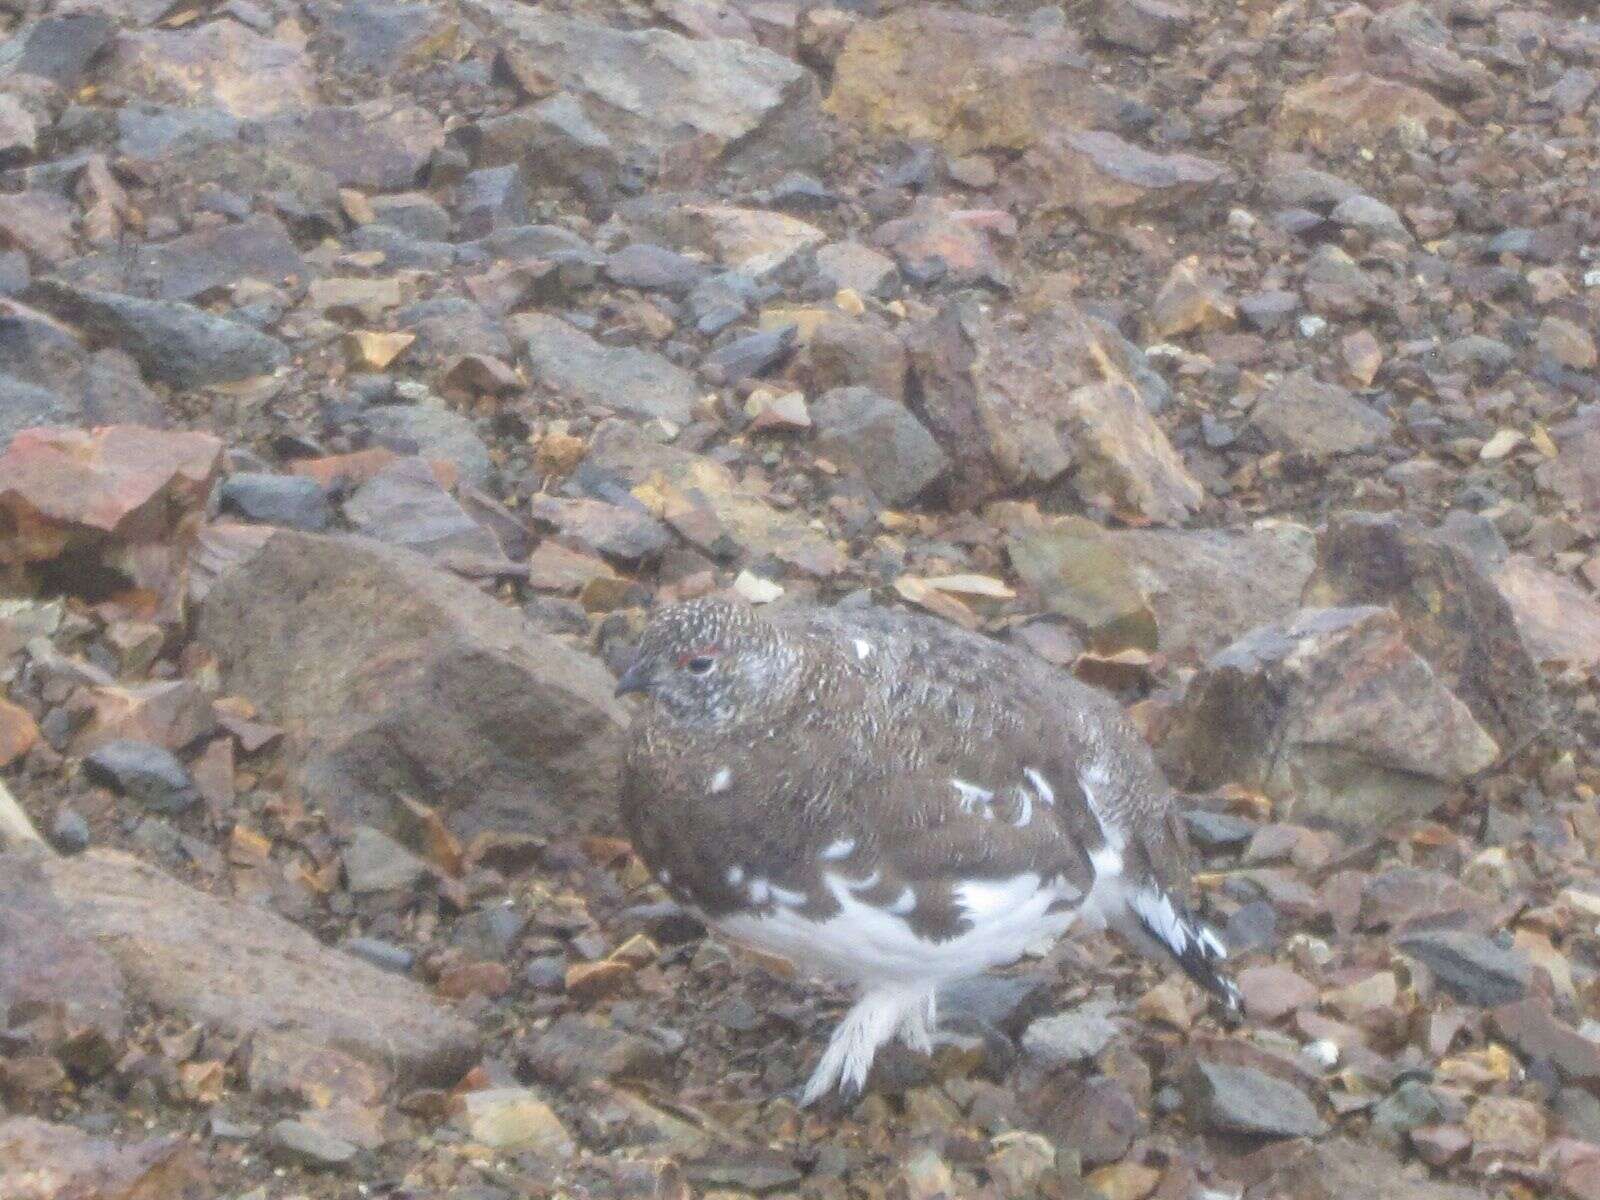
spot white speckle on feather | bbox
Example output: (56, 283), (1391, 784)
(657, 869), (671, 885)
(951, 779), (993, 813)
(726, 864), (745, 886)
(853, 638), (874, 660)
(820, 837), (856, 861)
(748, 878), (771, 904)
(709, 766), (732, 793)
(886, 886), (916, 915)
(1012, 789), (1033, 828)
(770, 882), (808, 907)
(845, 868), (881, 891)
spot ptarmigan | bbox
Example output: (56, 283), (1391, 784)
(616, 598), (1238, 1106)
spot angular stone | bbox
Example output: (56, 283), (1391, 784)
(82, 740), (199, 813)
(73, 680), (214, 753)
(1397, 930), (1530, 1007)
(1248, 371), (1392, 458)
(41, 848), (478, 1085)
(28, 282), (288, 388)
(1492, 554), (1600, 669)
(342, 825), (429, 895)
(1489, 999), (1600, 1087)
(459, 3), (826, 177)
(827, 8), (1103, 155)
(1238, 964), (1318, 1022)
(520, 1014), (670, 1087)
(344, 457), (501, 561)
(0, 1117), (209, 1199)
(1095, 0), (1192, 54)
(620, 201), (826, 280)
(528, 496), (672, 566)
(258, 103), (444, 192)
(513, 313), (698, 425)
(812, 386), (949, 507)
(909, 296), (1166, 507)
(1185, 1060), (1326, 1138)
(1065, 381), (1203, 525)
(268, 1119), (358, 1170)
(197, 531), (628, 838)
(57, 215), (305, 304)
(1278, 72), (1459, 146)
(218, 473), (333, 532)
(1020, 998), (1120, 1066)
(104, 23), (316, 118)
(1047, 1076), (1141, 1166)
(1163, 606), (1500, 827)
(590, 422), (846, 578)
(1463, 1095), (1545, 1160)
(1027, 129), (1227, 228)
(1303, 512), (1550, 756)
(1008, 517), (1158, 651)
(1, 14), (116, 89)
(359, 402), (494, 490)
(460, 1086), (576, 1157)
(874, 198), (1011, 289)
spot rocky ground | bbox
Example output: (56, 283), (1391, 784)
(2, 0), (1600, 1196)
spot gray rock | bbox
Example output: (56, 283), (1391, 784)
(268, 1119), (357, 1170)
(1371, 1079), (1452, 1148)
(520, 1013), (671, 1086)
(527, 495), (672, 565)
(1163, 606), (1500, 827)
(513, 312), (698, 424)
(815, 241), (898, 298)
(1248, 371), (1392, 458)
(1185, 1060), (1327, 1138)
(0, 13), (115, 88)
(0, 373), (72, 449)
(344, 456), (502, 560)
(82, 740), (199, 813)
(310, 0), (459, 73)
(938, 972), (1055, 1038)
(1095, 0), (1192, 54)
(341, 936), (414, 974)
(28, 281), (289, 388)
(605, 244), (710, 295)
(1397, 930), (1530, 1007)
(1020, 998), (1120, 1067)
(480, 93), (624, 194)
(360, 402), (494, 489)
(457, 164), (530, 237)
(258, 103), (443, 191)
(458, 3), (827, 177)
(1238, 289), (1300, 332)
(812, 386), (950, 506)
(55, 215), (304, 302)
(49, 806), (91, 854)
(196, 531), (628, 839)
(218, 473), (333, 532)
(342, 825), (429, 894)
(1302, 245), (1382, 317)
(370, 192), (451, 241)
(1331, 194), (1410, 241)
(1183, 809), (1258, 850)
(703, 325), (795, 385)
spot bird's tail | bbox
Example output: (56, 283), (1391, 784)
(1128, 885), (1242, 1013)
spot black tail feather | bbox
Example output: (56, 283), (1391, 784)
(1129, 886), (1242, 1013)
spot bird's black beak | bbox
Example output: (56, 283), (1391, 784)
(613, 658), (650, 698)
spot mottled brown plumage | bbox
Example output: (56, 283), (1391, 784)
(617, 598), (1235, 1103)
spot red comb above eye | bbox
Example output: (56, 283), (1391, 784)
(676, 645), (720, 666)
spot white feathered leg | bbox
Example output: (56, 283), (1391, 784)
(799, 986), (935, 1107)
(896, 989), (937, 1053)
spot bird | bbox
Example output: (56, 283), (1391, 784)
(615, 597), (1239, 1106)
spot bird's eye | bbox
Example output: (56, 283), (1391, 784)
(686, 656), (715, 675)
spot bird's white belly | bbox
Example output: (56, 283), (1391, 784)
(713, 871), (1082, 987)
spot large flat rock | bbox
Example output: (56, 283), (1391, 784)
(196, 530), (629, 839)
(40, 849), (478, 1087)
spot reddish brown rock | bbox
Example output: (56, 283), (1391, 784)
(1025, 129), (1227, 228)
(0, 699), (39, 767)
(1278, 73), (1458, 147)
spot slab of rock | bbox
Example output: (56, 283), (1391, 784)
(1303, 512), (1550, 756)
(258, 103), (444, 192)
(812, 386), (949, 507)
(82, 740), (198, 812)
(1, 13), (116, 89)
(197, 531), (628, 838)
(344, 456), (502, 561)
(460, 1087), (576, 1157)
(619, 201), (826, 280)
(56, 215), (304, 303)
(1163, 606), (1499, 827)
(1489, 999), (1600, 1087)
(359, 403), (494, 490)
(40, 848), (477, 1086)
(1095, 0), (1193, 53)
(826, 8), (1103, 155)
(1247, 371), (1392, 458)
(1397, 930), (1530, 1007)
(513, 313), (698, 425)
(103, 23), (317, 119)
(0, 1116), (210, 1200)
(29, 281), (289, 388)
(528, 495), (672, 566)
(459, 2), (825, 177)
(1538, 405), (1600, 524)
(1246, 1140), (1487, 1200)
(0, 853), (125, 1067)
(1020, 998), (1120, 1067)
(1026, 129), (1227, 228)
(1185, 1060), (1326, 1138)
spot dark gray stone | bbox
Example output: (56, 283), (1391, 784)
(1185, 1060), (1327, 1138)
(812, 386), (950, 506)
(268, 1119), (357, 1170)
(219, 473), (333, 532)
(360, 403), (494, 489)
(702, 325), (796, 384)
(1397, 930), (1530, 1007)
(82, 740), (199, 813)
(512, 312), (698, 424)
(341, 936), (414, 975)
(605, 244), (709, 295)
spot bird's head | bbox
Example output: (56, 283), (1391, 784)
(613, 598), (798, 727)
